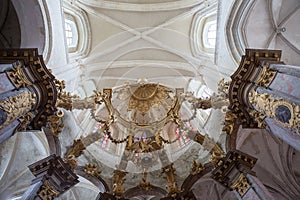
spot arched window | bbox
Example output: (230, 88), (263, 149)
(203, 20), (217, 49)
(63, 1), (91, 59)
(64, 18), (78, 52)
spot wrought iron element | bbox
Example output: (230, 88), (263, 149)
(113, 170), (128, 198)
(84, 163), (102, 178)
(190, 160), (204, 175)
(249, 90), (300, 133)
(0, 91), (36, 129)
(255, 65), (277, 87)
(6, 64), (32, 88)
(230, 173), (251, 196)
(161, 163), (181, 197)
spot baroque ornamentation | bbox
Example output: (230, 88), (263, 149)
(218, 78), (231, 96)
(0, 91), (36, 129)
(65, 139), (86, 158)
(38, 180), (59, 200)
(84, 163), (102, 177)
(222, 110), (237, 134)
(17, 112), (35, 131)
(249, 110), (266, 128)
(138, 172), (152, 191)
(64, 155), (78, 169)
(113, 170), (127, 198)
(249, 90), (300, 132)
(128, 84), (171, 115)
(7, 64), (32, 88)
(125, 133), (163, 153)
(46, 110), (64, 137)
(55, 79), (102, 111)
(231, 173), (251, 196)
(190, 160), (204, 175)
(161, 163), (180, 196)
(255, 65), (277, 87)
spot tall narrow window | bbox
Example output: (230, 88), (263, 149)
(64, 18), (78, 51)
(203, 20), (217, 49)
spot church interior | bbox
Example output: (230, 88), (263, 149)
(0, 0), (300, 199)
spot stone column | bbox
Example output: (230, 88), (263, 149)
(21, 154), (79, 200)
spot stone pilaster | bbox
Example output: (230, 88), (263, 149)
(210, 150), (273, 199)
(21, 154), (79, 200)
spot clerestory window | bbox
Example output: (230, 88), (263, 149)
(203, 20), (217, 49)
(64, 18), (78, 52)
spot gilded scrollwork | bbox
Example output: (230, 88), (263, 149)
(249, 90), (300, 132)
(84, 163), (102, 177)
(55, 79), (103, 111)
(65, 139), (86, 158)
(161, 163), (180, 196)
(138, 172), (152, 191)
(249, 110), (266, 128)
(218, 78), (231, 96)
(230, 173), (251, 196)
(46, 110), (64, 137)
(17, 112), (35, 131)
(128, 84), (171, 115)
(38, 180), (59, 200)
(222, 111), (237, 134)
(256, 65), (277, 87)
(113, 170), (127, 198)
(125, 134), (163, 153)
(190, 160), (204, 175)
(0, 91), (36, 129)
(7, 65), (32, 88)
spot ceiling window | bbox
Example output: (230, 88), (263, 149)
(203, 20), (217, 49)
(64, 18), (78, 51)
